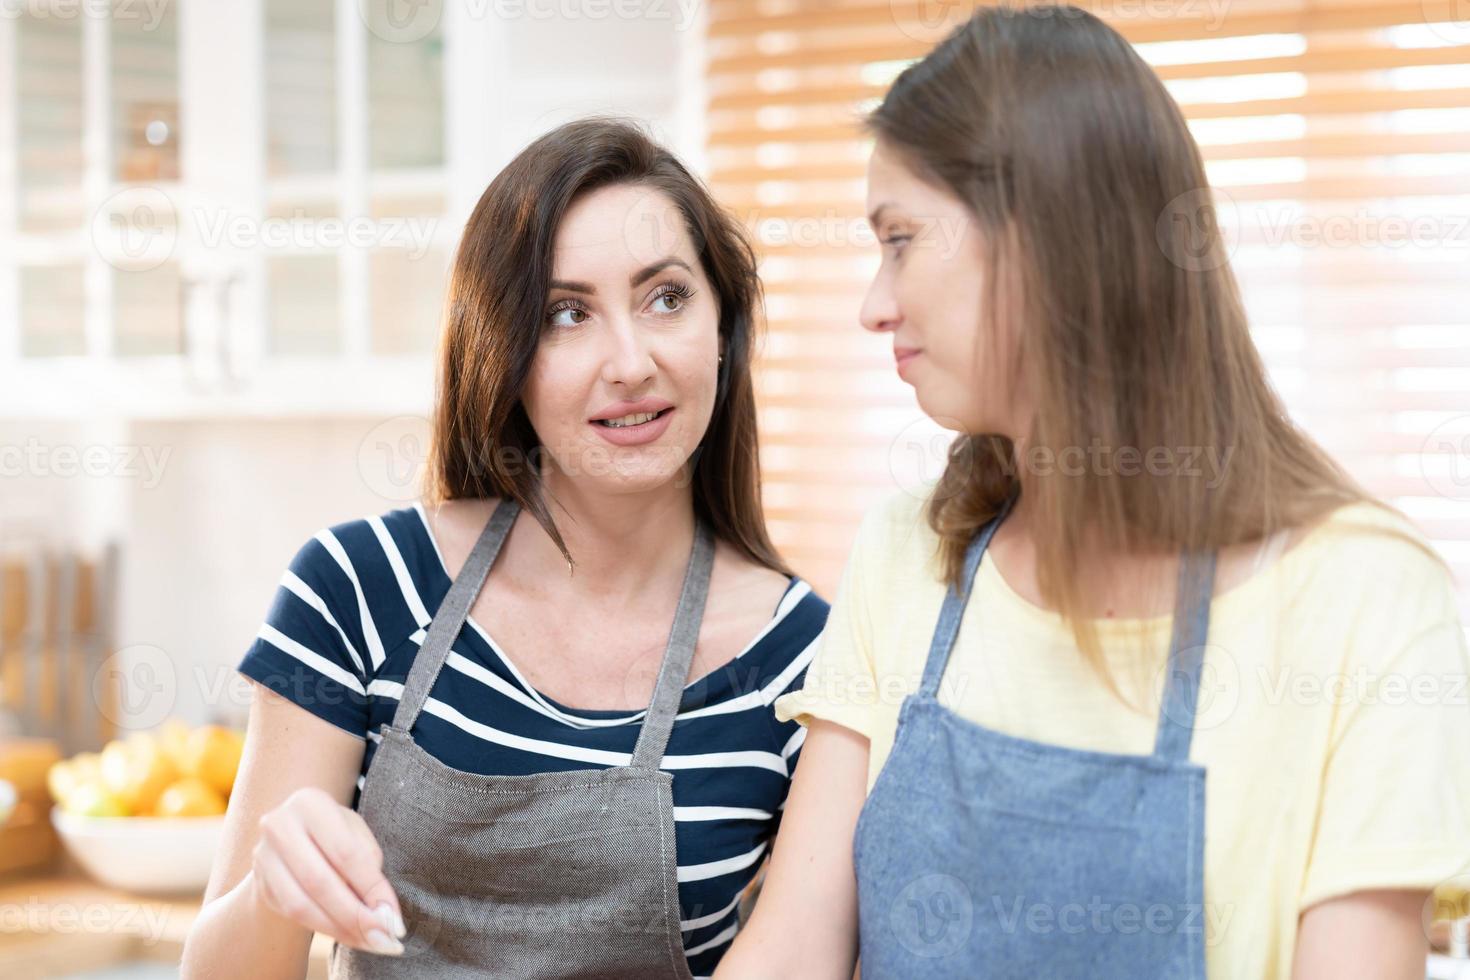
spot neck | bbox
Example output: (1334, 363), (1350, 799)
(994, 485), (1182, 617)
(995, 486), (1033, 550)
(524, 468), (699, 605)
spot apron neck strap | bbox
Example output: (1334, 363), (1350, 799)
(918, 489), (1219, 764)
(918, 491), (1017, 699)
(391, 497), (521, 733)
(392, 498), (717, 772)
(1151, 548), (1218, 762)
(630, 517), (716, 771)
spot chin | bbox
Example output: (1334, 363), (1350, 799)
(910, 386), (963, 431)
(596, 468), (691, 497)
(587, 445), (697, 490)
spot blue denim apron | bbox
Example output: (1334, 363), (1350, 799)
(853, 492), (1217, 978)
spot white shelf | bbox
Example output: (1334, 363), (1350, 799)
(0, 356), (434, 420)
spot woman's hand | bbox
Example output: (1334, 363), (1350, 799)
(182, 682), (399, 979)
(250, 785), (407, 955)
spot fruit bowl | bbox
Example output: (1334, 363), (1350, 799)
(51, 807), (226, 894)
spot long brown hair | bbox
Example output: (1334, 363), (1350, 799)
(866, 4), (1444, 696)
(422, 116), (791, 578)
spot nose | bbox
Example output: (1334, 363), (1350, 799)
(859, 262), (899, 334)
(600, 313), (657, 388)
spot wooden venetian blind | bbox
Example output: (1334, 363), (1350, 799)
(706, 0), (1470, 630)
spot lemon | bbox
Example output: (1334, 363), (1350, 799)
(65, 781), (129, 818)
(181, 725), (244, 797)
(100, 734), (178, 815)
(72, 752), (102, 783)
(156, 717), (193, 772)
(47, 760), (77, 808)
(47, 752), (102, 810)
(153, 776), (227, 817)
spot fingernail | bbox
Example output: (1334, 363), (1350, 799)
(366, 928), (404, 955)
(376, 901), (406, 939)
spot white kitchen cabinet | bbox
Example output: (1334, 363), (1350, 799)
(1, 0), (701, 420)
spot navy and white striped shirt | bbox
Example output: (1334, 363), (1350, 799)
(236, 501), (828, 976)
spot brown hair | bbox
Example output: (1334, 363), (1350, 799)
(866, 4), (1444, 696)
(422, 116), (791, 578)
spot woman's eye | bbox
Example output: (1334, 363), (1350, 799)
(882, 234), (913, 251)
(649, 282), (693, 315)
(546, 304), (588, 329)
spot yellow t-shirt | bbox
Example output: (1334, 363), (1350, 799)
(774, 485), (1470, 978)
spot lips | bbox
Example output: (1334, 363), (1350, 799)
(589, 397), (675, 422)
(588, 406), (676, 447)
(894, 347), (922, 379)
(592, 407), (671, 428)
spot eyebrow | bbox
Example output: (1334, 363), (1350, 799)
(548, 257), (693, 296)
(867, 202), (896, 227)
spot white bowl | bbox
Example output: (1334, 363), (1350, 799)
(51, 807), (226, 894)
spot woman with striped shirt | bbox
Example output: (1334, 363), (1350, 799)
(181, 118), (828, 980)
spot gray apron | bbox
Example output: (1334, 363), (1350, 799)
(331, 497), (708, 979)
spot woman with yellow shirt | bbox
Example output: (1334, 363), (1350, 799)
(714, 5), (1470, 979)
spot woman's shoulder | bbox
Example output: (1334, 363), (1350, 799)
(836, 484), (947, 583)
(770, 574), (829, 636)
(272, 501), (448, 618)
(735, 574), (827, 710)
(308, 499), (438, 560)
(863, 489), (1447, 576)
(1269, 498), (1457, 616)
(404, 496), (502, 558)
(708, 559), (827, 690)
(726, 560), (829, 652)
(1280, 499), (1446, 584)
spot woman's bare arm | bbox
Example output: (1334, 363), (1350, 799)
(715, 718), (869, 980)
(180, 680), (400, 979)
(1292, 889), (1430, 979)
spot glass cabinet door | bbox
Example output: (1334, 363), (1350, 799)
(1, 0), (453, 416)
(13, 2), (183, 362)
(262, 0), (449, 370)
